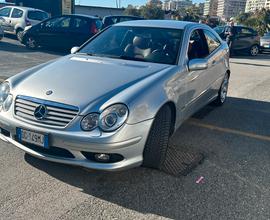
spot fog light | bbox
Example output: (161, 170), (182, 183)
(94, 153), (110, 162)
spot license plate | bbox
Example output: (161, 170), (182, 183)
(17, 128), (49, 148)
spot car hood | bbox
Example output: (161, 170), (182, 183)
(14, 55), (170, 112)
(261, 36), (270, 40)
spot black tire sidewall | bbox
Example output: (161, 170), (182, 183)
(142, 105), (172, 169)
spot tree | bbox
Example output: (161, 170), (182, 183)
(124, 5), (141, 17)
(236, 9), (270, 35)
(139, 4), (164, 19)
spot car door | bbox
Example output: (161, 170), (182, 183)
(38, 16), (72, 48)
(10, 8), (24, 33)
(183, 29), (211, 118)
(234, 27), (255, 50)
(0, 7), (12, 32)
(202, 29), (226, 99)
(69, 17), (93, 48)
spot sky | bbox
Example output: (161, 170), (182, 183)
(0, 0), (204, 7)
(76, 0), (204, 7)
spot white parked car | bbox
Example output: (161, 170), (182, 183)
(0, 6), (49, 41)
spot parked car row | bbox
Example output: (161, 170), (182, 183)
(0, 5), (143, 50)
(260, 31), (270, 52)
(214, 25), (261, 56)
(0, 6), (49, 41)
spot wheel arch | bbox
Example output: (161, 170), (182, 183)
(156, 101), (177, 136)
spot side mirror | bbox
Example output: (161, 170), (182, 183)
(188, 58), (208, 71)
(71, 46), (80, 54)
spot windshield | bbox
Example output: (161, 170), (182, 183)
(214, 26), (225, 34)
(28, 11), (49, 21)
(79, 26), (183, 65)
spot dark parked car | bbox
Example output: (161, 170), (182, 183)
(214, 25), (260, 56)
(102, 15), (143, 29)
(260, 31), (270, 52)
(21, 14), (102, 50)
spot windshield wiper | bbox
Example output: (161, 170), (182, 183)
(75, 52), (95, 56)
(118, 55), (147, 62)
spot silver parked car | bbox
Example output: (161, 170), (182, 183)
(0, 20), (230, 171)
(260, 31), (270, 52)
(0, 6), (49, 41)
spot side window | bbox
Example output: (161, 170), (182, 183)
(238, 28), (253, 37)
(203, 30), (221, 54)
(188, 29), (209, 60)
(11, 8), (24, 18)
(44, 17), (71, 29)
(28, 11), (49, 21)
(0, 8), (12, 17)
(72, 17), (88, 32)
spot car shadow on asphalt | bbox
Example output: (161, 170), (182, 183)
(1, 35), (67, 56)
(24, 97), (270, 219)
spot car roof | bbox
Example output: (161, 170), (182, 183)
(114, 20), (197, 29)
(2, 6), (46, 12)
(104, 15), (142, 18)
(62, 14), (100, 19)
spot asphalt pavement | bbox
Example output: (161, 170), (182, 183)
(0, 36), (270, 220)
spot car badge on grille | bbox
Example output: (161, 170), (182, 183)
(34, 105), (47, 120)
(46, 90), (53, 95)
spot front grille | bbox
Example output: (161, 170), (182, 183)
(15, 95), (79, 128)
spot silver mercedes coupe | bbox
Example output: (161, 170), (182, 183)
(0, 20), (230, 171)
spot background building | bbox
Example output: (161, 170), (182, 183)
(245, 0), (268, 12)
(162, 0), (193, 11)
(75, 5), (124, 18)
(265, 0), (270, 9)
(204, 0), (218, 16)
(147, 0), (163, 7)
(217, 0), (247, 20)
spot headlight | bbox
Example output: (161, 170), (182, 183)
(99, 104), (129, 132)
(2, 94), (13, 112)
(80, 104), (129, 132)
(0, 82), (10, 105)
(0, 82), (12, 112)
(81, 113), (99, 131)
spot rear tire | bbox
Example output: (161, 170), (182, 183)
(16, 29), (24, 42)
(249, 44), (259, 56)
(142, 105), (172, 169)
(213, 73), (229, 106)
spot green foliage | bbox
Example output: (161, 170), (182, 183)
(140, 4), (164, 19)
(124, 4), (164, 19)
(124, 5), (141, 17)
(236, 9), (270, 35)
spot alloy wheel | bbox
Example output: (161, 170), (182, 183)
(250, 45), (259, 56)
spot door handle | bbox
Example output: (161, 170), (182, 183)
(212, 60), (216, 65)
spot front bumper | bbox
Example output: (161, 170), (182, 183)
(0, 113), (153, 171)
(260, 43), (270, 50)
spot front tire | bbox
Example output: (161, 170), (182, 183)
(25, 36), (37, 49)
(142, 105), (172, 169)
(213, 73), (229, 106)
(249, 44), (259, 56)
